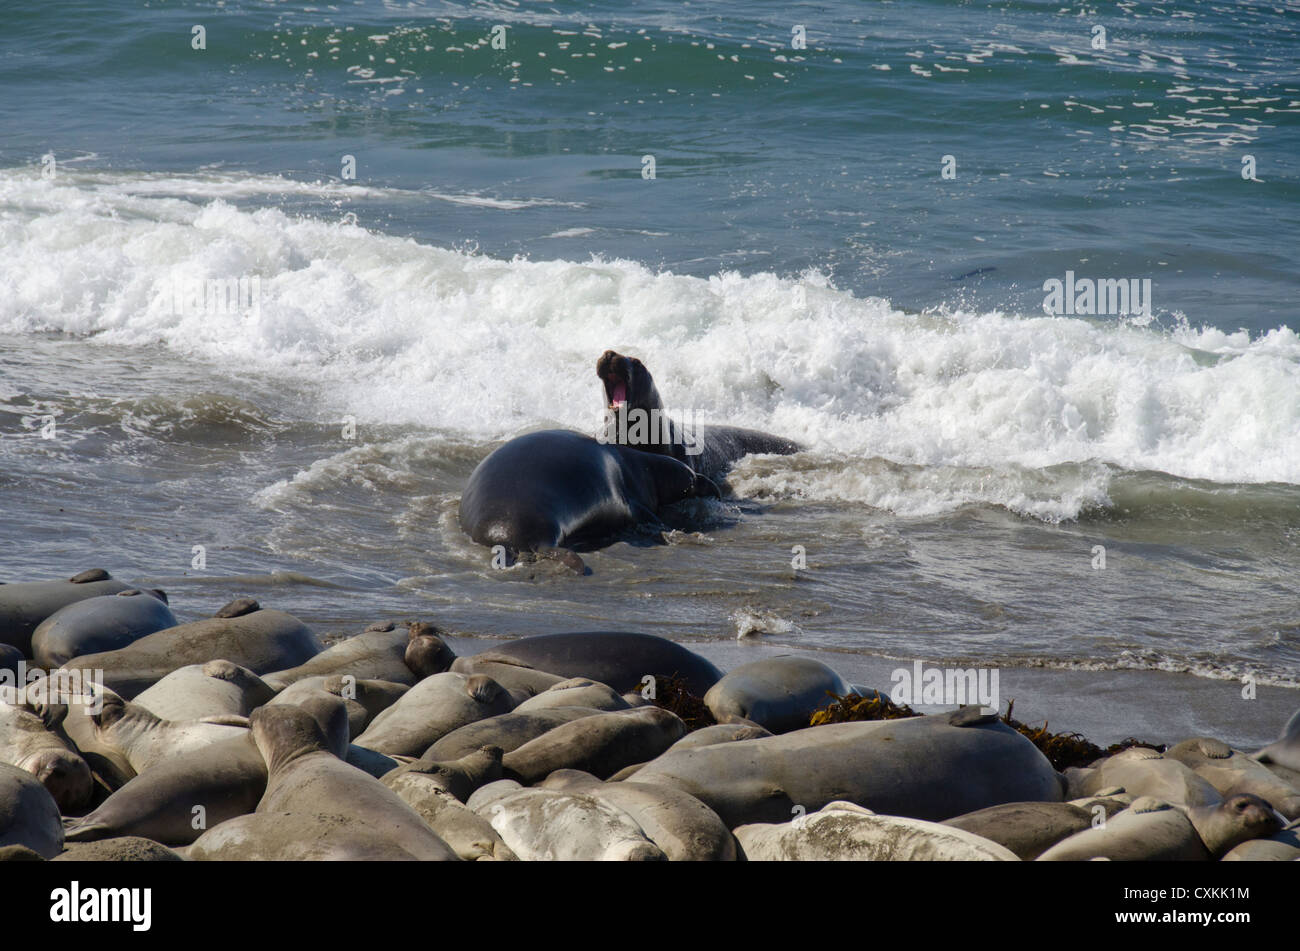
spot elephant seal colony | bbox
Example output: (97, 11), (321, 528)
(1, 568), (1299, 862)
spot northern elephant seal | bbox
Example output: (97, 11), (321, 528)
(633, 708), (1064, 828)
(382, 777), (516, 861)
(703, 657), (848, 733)
(1038, 794), (1281, 861)
(503, 706), (686, 784)
(0, 570), (131, 656)
(65, 693), (352, 847)
(61, 688), (248, 775)
(384, 746), (503, 803)
(458, 428), (719, 567)
(1167, 736), (1300, 819)
(454, 631), (723, 697)
(472, 785), (665, 861)
(249, 705), (458, 861)
(63, 734), (267, 846)
(269, 679), (370, 739)
(1255, 708), (1300, 773)
(354, 672), (516, 758)
(665, 722), (774, 750)
(0, 702), (93, 813)
(133, 660), (276, 721)
(736, 801), (1019, 861)
(942, 797), (1129, 860)
(513, 678), (630, 714)
(0, 761), (63, 858)
(425, 707), (604, 762)
(1067, 747), (1222, 808)
(32, 589), (175, 669)
(1221, 820), (1300, 861)
(595, 349), (801, 481)
(540, 769), (736, 861)
(62, 606), (324, 698)
(262, 620), (451, 690)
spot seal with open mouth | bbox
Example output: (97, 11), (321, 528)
(595, 349), (802, 480)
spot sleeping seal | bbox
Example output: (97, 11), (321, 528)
(633, 707), (1064, 828)
(595, 349), (802, 480)
(703, 656), (848, 733)
(0, 762), (63, 858)
(942, 797), (1130, 860)
(424, 707), (605, 761)
(262, 620), (452, 689)
(458, 428), (719, 568)
(0, 570), (131, 656)
(501, 706), (686, 784)
(352, 672), (516, 758)
(735, 801), (1019, 861)
(60, 687), (248, 775)
(472, 785), (665, 861)
(0, 702), (93, 812)
(132, 660), (276, 722)
(540, 769), (736, 861)
(1166, 737), (1300, 819)
(451, 631), (724, 697)
(1067, 747), (1222, 808)
(31, 589), (175, 669)
(1037, 794), (1281, 861)
(62, 601), (323, 698)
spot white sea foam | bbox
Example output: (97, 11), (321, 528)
(2, 169), (1297, 520)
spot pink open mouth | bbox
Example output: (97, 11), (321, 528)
(610, 381), (627, 408)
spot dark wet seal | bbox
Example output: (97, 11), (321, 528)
(213, 598), (260, 619)
(69, 569), (111, 584)
(365, 620), (396, 633)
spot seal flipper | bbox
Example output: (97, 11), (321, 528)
(692, 472), (722, 499)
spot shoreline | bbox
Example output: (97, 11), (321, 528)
(441, 632), (1297, 751)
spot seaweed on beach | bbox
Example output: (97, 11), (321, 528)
(1001, 699), (1165, 772)
(809, 690), (918, 725)
(647, 674), (716, 731)
(806, 693), (1165, 772)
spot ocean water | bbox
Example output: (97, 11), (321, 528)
(1, 1), (1298, 739)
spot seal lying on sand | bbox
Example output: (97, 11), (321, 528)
(0, 762), (63, 859)
(0, 703), (93, 812)
(595, 350), (802, 480)
(451, 631), (724, 698)
(0, 570), (131, 656)
(735, 801), (1019, 861)
(31, 589), (175, 669)
(62, 600), (323, 699)
(632, 708), (1063, 828)
(262, 620), (453, 690)
(703, 656), (848, 733)
(1036, 794), (1281, 861)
